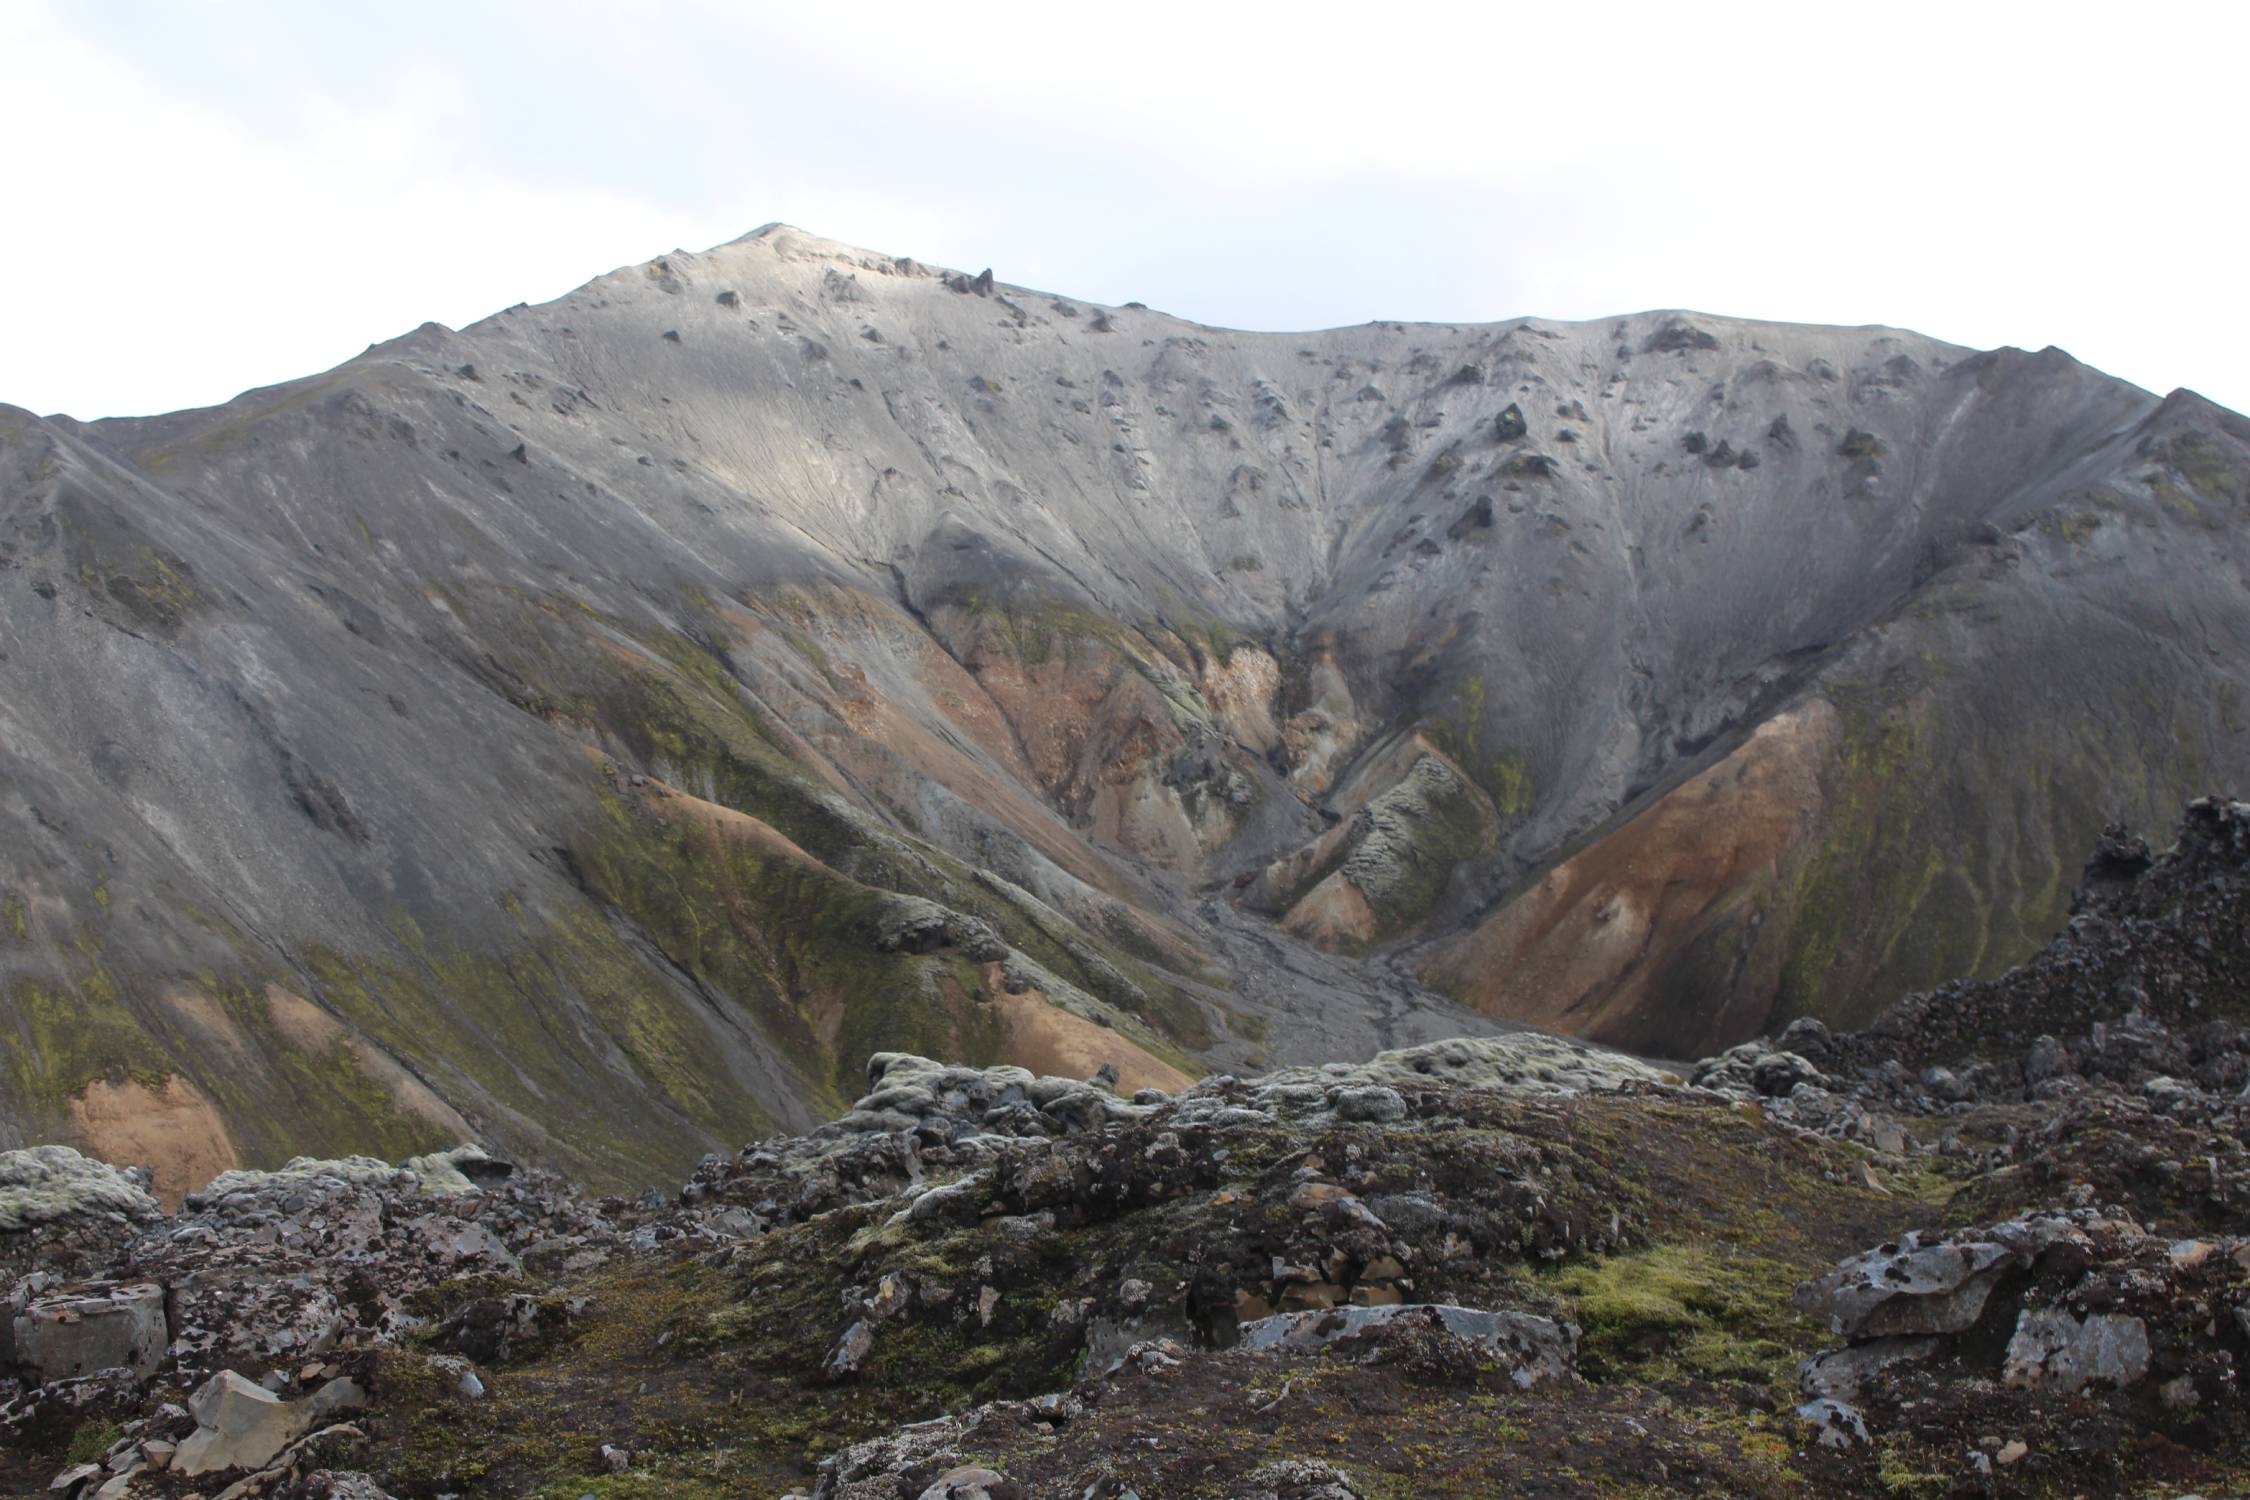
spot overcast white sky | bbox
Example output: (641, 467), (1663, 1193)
(4, 0), (2243, 419)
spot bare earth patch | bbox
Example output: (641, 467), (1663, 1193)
(69, 1074), (239, 1207)
(989, 983), (1194, 1095)
(1428, 699), (1837, 1051)
(267, 985), (472, 1138)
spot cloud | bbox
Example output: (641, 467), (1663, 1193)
(4, 0), (2244, 418)
(0, 3), (729, 418)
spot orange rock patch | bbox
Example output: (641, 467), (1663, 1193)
(1281, 876), (1379, 949)
(266, 986), (472, 1139)
(264, 984), (347, 1051)
(636, 777), (832, 869)
(1198, 644), (1282, 754)
(70, 1075), (239, 1208)
(345, 1040), (473, 1137)
(990, 985), (1194, 1096)
(159, 986), (252, 1060)
(1425, 700), (1838, 1050)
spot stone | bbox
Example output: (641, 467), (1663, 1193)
(1757, 1051), (1830, 1097)
(2021, 1034), (2072, 1082)
(1288, 1182), (1352, 1211)
(1237, 1459), (1364, 1500)
(1797, 1397), (1868, 1449)
(175, 1370), (312, 1475)
(1793, 1231), (2020, 1337)
(90, 1466), (142, 1500)
(0, 1148), (160, 1231)
(167, 1267), (344, 1375)
(1330, 1085), (1407, 1123)
(1263, 1034), (1664, 1102)
(915, 1467), (1016, 1500)
(403, 1216), (522, 1276)
(2002, 1308), (2152, 1393)
(293, 1474), (398, 1500)
(308, 1376), (367, 1422)
(1770, 1016), (1828, 1053)
(1238, 1303), (1576, 1388)
(1689, 1040), (1830, 1098)
(1798, 1336), (1937, 1399)
(823, 1319), (873, 1380)
(191, 1156), (405, 1210)
(398, 1144), (516, 1195)
(12, 1281), (168, 1382)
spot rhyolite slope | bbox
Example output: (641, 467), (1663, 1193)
(2, 225), (2246, 1184)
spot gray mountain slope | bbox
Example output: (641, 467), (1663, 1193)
(2, 225), (2244, 1188)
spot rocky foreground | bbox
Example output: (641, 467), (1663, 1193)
(2, 798), (2246, 1499)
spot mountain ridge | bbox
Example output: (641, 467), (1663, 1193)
(1, 224), (2245, 1186)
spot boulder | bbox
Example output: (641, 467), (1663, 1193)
(914, 1468), (1018, 1500)
(187, 1156), (406, 1213)
(1796, 1210), (2242, 1424)
(1690, 1040), (1830, 1098)
(0, 1147), (160, 1231)
(398, 1145), (515, 1195)
(1798, 1335), (1936, 1399)
(822, 1319), (873, 1380)
(1797, 1397), (1869, 1449)
(1238, 1303), (1576, 1388)
(2004, 1308), (2153, 1393)
(173, 1370), (364, 1476)
(1330, 1085), (1407, 1123)
(1260, 1033), (1666, 1102)
(175, 1370), (305, 1475)
(90, 1465), (143, 1500)
(11, 1281), (168, 1382)
(1236, 1459), (1365, 1500)
(292, 1474), (398, 1500)
(167, 1267), (343, 1378)
(2023, 1034), (2073, 1084)
(1790, 1224), (2075, 1337)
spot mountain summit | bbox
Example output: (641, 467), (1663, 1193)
(3, 227), (2246, 1187)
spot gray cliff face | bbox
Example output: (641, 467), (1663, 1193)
(1, 225), (2245, 1184)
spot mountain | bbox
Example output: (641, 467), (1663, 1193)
(3, 225), (2246, 1189)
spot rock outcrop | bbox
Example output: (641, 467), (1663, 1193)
(1793, 1210), (2250, 1449)
(0, 1151), (158, 1234)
